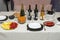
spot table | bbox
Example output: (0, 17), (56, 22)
(0, 12), (60, 40)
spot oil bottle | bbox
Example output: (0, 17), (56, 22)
(40, 4), (45, 20)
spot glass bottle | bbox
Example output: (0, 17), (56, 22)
(34, 4), (38, 20)
(18, 4), (26, 24)
(28, 5), (32, 20)
(40, 4), (45, 20)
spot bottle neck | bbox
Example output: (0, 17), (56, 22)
(20, 4), (25, 16)
(41, 5), (44, 12)
(21, 4), (24, 10)
(28, 5), (32, 12)
(34, 5), (38, 13)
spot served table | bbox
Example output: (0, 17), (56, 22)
(0, 12), (60, 40)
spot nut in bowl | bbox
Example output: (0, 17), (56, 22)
(1, 22), (18, 30)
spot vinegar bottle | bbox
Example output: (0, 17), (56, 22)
(40, 4), (45, 20)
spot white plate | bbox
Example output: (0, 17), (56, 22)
(0, 16), (6, 20)
(28, 23), (41, 29)
(56, 22), (60, 25)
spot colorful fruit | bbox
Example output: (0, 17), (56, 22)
(1, 22), (12, 30)
(1, 22), (18, 30)
(10, 22), (18, 29)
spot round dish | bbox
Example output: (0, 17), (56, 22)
(43, 21), (55, 27)
(1, 22), (18, 30)
(0, 15), (8, 21)
(27, 23), (43, 31)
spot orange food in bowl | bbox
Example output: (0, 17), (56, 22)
(18, 16), (26, 24)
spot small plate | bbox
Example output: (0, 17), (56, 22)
(28, 23), (41, 29)
(27, 23), (43, 31)
(0, 16), (8, 21)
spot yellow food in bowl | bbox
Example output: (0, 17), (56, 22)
(1, 22), (12, 30)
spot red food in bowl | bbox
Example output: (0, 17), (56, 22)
(10, 22), (18, 29)
(43, 21), (55, 27)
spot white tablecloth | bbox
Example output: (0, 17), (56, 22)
(0, 12), (60, 40)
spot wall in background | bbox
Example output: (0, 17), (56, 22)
(14, 0), (52, 11)
(0, 0), (51, 11)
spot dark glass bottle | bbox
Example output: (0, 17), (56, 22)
(28, 5), (32, 20)
(20, 4), (25, 16)
(18, 4), (26, 24)
(34, 4), (38, 20)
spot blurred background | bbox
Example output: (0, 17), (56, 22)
(0, 0), (6, 11)
(0, 0), (51, 11)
